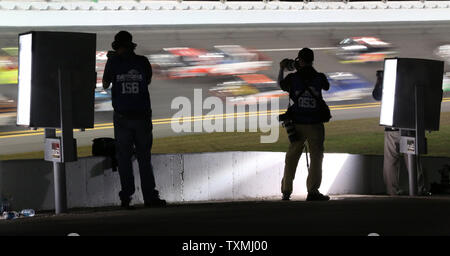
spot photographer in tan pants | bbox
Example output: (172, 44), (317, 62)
(278, 48), (331, 201)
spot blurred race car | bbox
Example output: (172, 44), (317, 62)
(94, 51), (113, 111)
(209, 74), (287, 105)
(324, 72), (372, 101)
(0, 47), (18, 116)
(96, 51), (108, 87)
(0, 47), (18, 85)
(148, 47), (209, 78)
(336, 37), (396, 64)
(0, 94), (15, 114)
(148, 45), (272, 79)
(207, 45), (272, 76)
(94, 87), (113, 111)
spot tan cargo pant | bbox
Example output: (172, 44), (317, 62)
(281, 123), (325, 195)
(384, 130), (428, 195)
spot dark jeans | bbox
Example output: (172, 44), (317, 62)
(113, 112), (158, 203)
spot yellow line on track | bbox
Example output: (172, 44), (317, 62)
(1, 98), (449, 139)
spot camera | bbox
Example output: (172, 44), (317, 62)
(284, 119), (298, 143)
(281, 58), (298, 72)
(278, 110), (298, 143)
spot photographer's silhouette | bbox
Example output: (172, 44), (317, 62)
(278, 48), (331, 201)
(102, 31), (166, 209)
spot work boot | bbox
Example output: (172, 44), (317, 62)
(394, 189), (408, 196)
(282, 193), (291, 201)
(120, 198), (135, 210)
(306, 192), (330, 201)
(145, 198), (167, 208)
(418, 189), (432, 197)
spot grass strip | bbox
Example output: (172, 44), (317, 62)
(1, 112), (450, 160)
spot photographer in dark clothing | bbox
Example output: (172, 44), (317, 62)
(103, 31), (166, 209)
(278, 48), (331, 201)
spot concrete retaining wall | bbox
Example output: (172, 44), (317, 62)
(0, 151), (449, 211)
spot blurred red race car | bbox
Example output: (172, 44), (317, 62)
(148, 45), (272, 79)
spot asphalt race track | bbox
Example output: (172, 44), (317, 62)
(1, 22), (450, 154)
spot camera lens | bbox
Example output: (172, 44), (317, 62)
(286, 59), (295, 71)
(284, 121), (298, 143)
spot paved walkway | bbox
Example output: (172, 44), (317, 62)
(1, 195), (449, 236)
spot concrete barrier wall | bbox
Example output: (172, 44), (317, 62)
(1, 151), (449, 211)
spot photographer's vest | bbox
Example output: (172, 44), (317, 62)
(109, 54), (152, 115)
(289, 70), (326, 124)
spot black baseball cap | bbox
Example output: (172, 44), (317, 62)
(112, 31), (137, 50)
(298, 48), (314, 63)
